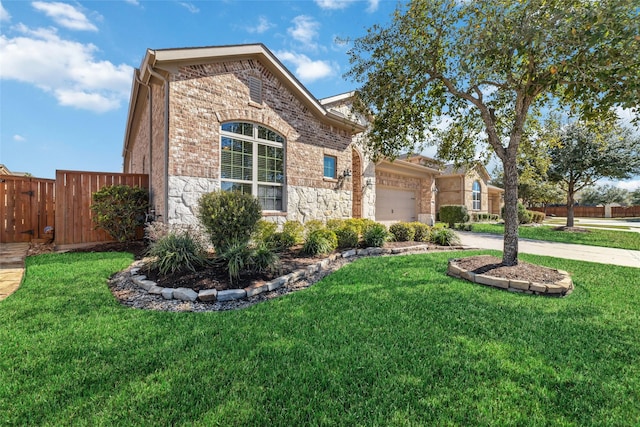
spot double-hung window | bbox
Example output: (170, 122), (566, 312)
(472, 180), (481, 210)
(220, 122), (285, 211)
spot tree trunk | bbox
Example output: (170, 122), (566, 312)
(502, 157), (519, 266)
(566, 182), (575, 228)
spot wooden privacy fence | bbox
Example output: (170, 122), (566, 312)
(1, 176), (55, 243)
(55, 171), (149, 245)
(1, 171), (148, 245)
(612, 206), (640, 217)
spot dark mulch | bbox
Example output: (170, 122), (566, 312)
(454, 255), (565, 284)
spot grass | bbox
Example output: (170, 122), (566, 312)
(2, 250), (640, 425)
(470, 223), (640, 251)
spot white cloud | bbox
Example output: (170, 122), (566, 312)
(612, 179), (640, 191)
(1, 1), (10, 22)
(0, 25), (133, 113)
(32, 1), (98, 31)
(13, 134), (26, 142)
(178, 2), (199, 13)
(246, 16), (274, 34)
(124, 0), (140, 5)
(275, 50), (335, 83)
(315, 0), (379, 12)
(288, 15), (319, 49)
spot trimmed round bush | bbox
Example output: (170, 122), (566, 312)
(198, 191), (262, 251)
(302, 229), (338, 255)
(326, 219), (345, 230)
(389, 222), (415, 242)
(91, 184), (149, 242)
(362, 222), (388, 247)
(502, 202), (533, 224)
(411, 222), (431, 242)
(335, 225), (359, 248)
(304, 220), (325, 236)
(439, 205), (470, 228)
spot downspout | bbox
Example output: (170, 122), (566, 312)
(147, 64), (169, 223)
(134, 70), (153, 213)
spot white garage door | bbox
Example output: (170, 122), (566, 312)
(376, 188), (416, 222)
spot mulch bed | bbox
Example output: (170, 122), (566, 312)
(454, 255), (565, 285)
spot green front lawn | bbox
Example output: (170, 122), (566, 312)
(470, 223), (640, 251)
(2, 251), (639, 425)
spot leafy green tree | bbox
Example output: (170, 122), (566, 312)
(546, 122), (640, 226)
(347, 0), (639, 265)
(90, 185), (149, 242)
(579, 185), (630, 206)
(631, 188), (640, 206)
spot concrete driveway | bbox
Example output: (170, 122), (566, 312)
(457, 231), (640, 268)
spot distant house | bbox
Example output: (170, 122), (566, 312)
(0, 164), (28, 176)
(122, 44), (503, 227)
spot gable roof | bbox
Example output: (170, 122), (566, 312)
(439, 162), (492, 182)
(123, 44), (364, 156)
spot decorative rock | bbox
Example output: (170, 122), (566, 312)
(198, 289), (218, 302)
(290, 269), (306, 280)
(368, 248), (385, 255)
(306, 264), (319, 274)
(342, 249), (357, 258)
(357, 248), (370, 256)
(131, 275), (147, 284)
(475, 274), (509, 289)
(148, 285), (164, 295)
(130, 268), (141, 275)
(460, 270), (476, 282)
(244, 284), (266, 298)
(174, 287), (198, 302)
(217, 289), (246, 301)
(136, 280), (156, 291)
(545, 284), (564, 294)
(529, 282), (547, 293)
(267, 277), (287, 291)
(161, 288), (174, 300)
(557, 277), (573, 290)
(509, 279), (530, 291)
(447, 262), (464, 277)
(320, 259), (331, 269)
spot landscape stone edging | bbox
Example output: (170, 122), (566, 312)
(447, 258), (574, 297)
(127, 244), (464, 303)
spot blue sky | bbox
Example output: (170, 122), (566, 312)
(0, 0), (396, 179)
(1, 0), (638, 191)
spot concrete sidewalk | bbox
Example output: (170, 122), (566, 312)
(457, 231), (640, 268)
(0, 243), (29, 301)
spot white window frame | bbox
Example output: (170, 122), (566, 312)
(220, 122), (285, 211)
(323, 155), (337, 179)
(472, 180), (481, 211)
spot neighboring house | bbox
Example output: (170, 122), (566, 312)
(0, 164), (28, 176)
(122, 44), (503, 227)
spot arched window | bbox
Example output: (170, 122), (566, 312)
(220, 122), (285, 211)
(472, 180), (481, 210)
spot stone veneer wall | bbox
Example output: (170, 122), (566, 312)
(287, 185), (352, 223)
(167, 176), (219, 225)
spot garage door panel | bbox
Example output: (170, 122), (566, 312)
(376, 188), (416, 222)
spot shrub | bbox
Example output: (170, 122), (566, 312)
(362, 222), (388, 247)
(454, 223), (473, 231)
(326, 219), (345, 230)
(411, 222), (431, 242)
(389, 222), (415, 242)
(344, 218), (375, 235)
(502, 203), (533, 224)
(198, 191), (262, 252)
(251, 242), (280, 274)
(471, 212), (500, 222)
(282, 220), (304, 245)
(147, 231), (207, 276)
(430, 227), (461, 246)
(90, 185), (149, 242)
(530, 211), (546, 224)
(439, 205), (469, 228)
(302, 229), (338, 255)
(254, 220), (277, 244)
(304, 220), (325, 235)
(216, 239), (253, 284)
(335, 225), (360, 249)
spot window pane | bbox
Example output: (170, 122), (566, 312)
(258, 185), (282, 210)
(221, 181), (252, 194)
(221, 137), (252, 181)
(222, 122), (253, 136)
(257, 143), (284, 183)
(324, 156), (336, 178)
(258, 125), (284, 143)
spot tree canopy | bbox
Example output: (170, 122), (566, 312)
(546, 121), (640, 225)
(579, 185), (630, 206)
(347, 0), (639, 265)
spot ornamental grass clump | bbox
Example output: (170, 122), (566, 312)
(302, 228), (338, 255)
(362, 222), (388, 247)
(430, 227), (461, 246)
(147, 231), (208, 276)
